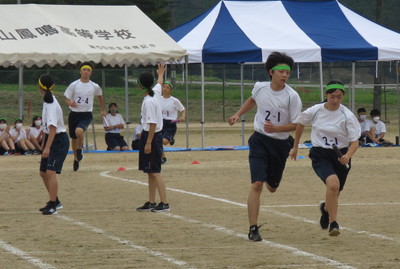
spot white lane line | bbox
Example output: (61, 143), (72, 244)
(56, 215), (196, 269)
(100, 171), (400, 244)
(0, 239), (56, 269)
(163, 212), (356, 269)
(261, 202), (400, 208)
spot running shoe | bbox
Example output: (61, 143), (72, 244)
(73, 159), (79, 171)
(248, 225), (262, 241)
(319, 202), (329, 229)
(41, 204), (57, 215)
(329, 221), (340, 236)
(161, 157), (167, 164)
(136, 202), (156, 212)
(151, 202), (170, 212)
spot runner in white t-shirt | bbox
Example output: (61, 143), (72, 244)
(159, 81), (186, 164)
(136, 63), (170, 213)
(64, 62), (105, 171)
(290, 80), (361, 236)
(38, 74), (70, 215)
(228, 52), (302, 242)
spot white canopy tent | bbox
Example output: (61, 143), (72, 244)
(0, 4), (188, 148)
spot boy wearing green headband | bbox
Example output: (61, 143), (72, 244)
(64, 62), (106, 171)
(228, 51), (302, 241)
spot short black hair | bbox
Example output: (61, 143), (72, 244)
(357, 107), (366, 114)
(370, 108), (381, 116)
(265, 51), (294, 78)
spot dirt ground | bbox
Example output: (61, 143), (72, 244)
(0, 124), (400, 269)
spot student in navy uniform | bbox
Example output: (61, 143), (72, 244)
(136, 63), (170, 213)
(290, 80), (361, 236)
(38, 74), (70, 215)
(228, 52), (302, 241)
(64, 62), (105, 171)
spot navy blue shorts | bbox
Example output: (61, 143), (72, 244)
(248, 132), (293, 189)
(40, 132), (70, 174)
(105, 133), (128, 149)
(68, 111), (92, 139)
(161, 119), (177, 142)
(138, 131), (163, 173)
(309, 147), (350, 191)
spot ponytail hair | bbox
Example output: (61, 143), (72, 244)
(138, 72), (155, 97)
(38, 74), (55, 103)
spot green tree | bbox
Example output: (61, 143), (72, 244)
(0, 0), (171, 29)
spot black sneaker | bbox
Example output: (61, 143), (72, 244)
(151, 202), (170, 212)
(329, 221), (340, 236)
(73, 159), (79, 171)
(39, 201), (50, 212)
(161, 157), (167, 164)
(76, 149), (83, 161)
(136, 202), (156, 212)
(248, 225), (262, 241)
(170, 137), (175, 146)
(42, 204), (57, 215)
(319, 202), (329, 229)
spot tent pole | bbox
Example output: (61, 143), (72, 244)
(240, 63), (245, 146)
(351, 62), (356, 112)
(201, 63), (205, 149)
(397, 61), (400, 145)
(319, 62), (324, 102)
(184, 55), (189, 149)
(124, 65), (130, 146)
(18, 66), (24, 119)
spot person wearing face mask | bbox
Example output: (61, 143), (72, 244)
(27, 115), (45, 153)
(103, 103), (129, 151)
(0, 118), (16, 155)
(356, 107), (371, 145)
(366, 109), (392, 145)
(8, 118), (37, 155)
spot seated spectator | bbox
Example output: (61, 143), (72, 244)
(0, 118), (16, 155)
(366, 109), (392, 145)
(103, 103), (129, 151)
(131, 123), (142, 150)
(9, 118), (38, 155)
(27, 114), (45, 153)
(356, 107), (371, 144)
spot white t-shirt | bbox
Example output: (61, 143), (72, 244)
(140, 84), (163, 132)
(369, 120), (386, 136)
(104, 113), (125, 134)
(9, 127), (27, 143)
(28, 126), (43, 139)
(42, 95), (67, 134)
(0, 128), (9, 139)
(252, 82), (302, 140)
(160, 96), (185, 120)
(359, 119), (371, 133)
(295, 103), (361, 149)
(132, 124), (143, 141)
(64, 79), (102, 112)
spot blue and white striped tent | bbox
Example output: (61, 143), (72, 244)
(169, 0), (400, 63)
